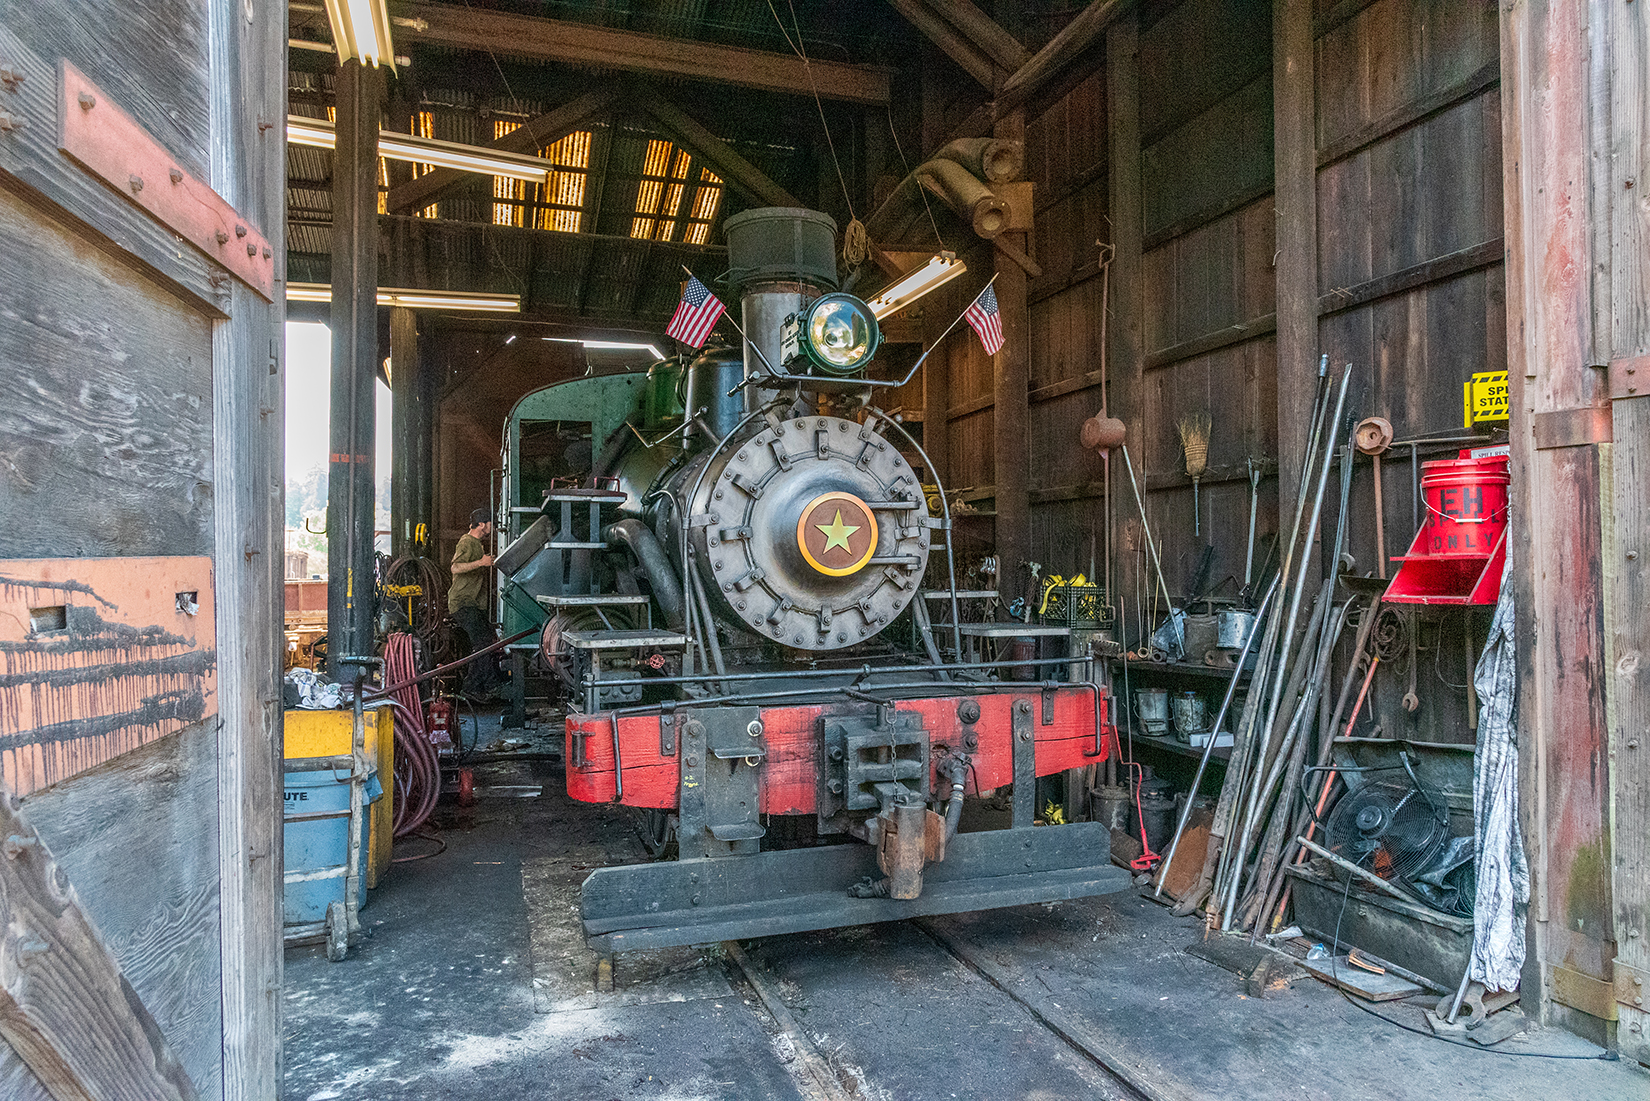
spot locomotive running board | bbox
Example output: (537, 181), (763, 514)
(581, 821), (1129, 953)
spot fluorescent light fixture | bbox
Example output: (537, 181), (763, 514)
(866, 253), (968, 320)
(287, 283), (522, 313)
(543, 337), (665, 361)
(286, 116), (552, 184)
(323, 0), (396, 69)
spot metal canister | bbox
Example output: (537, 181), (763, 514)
(1216, 609), (1256, 650)
(1170, 690), (1207, 742)
(1134, 688), (1169, 735)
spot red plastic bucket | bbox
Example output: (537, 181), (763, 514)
(1420, 456), (1509, 556)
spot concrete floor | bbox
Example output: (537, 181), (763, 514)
(284, 714), (1649, 1101)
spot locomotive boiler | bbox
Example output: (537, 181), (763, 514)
(497, 208), (1127, 953)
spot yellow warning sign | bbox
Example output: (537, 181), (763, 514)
(1463, 371), (1509, 426)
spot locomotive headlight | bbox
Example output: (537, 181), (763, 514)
(801, 294), (880, 375)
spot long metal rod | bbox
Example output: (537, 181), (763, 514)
(1119, 444), (1174, 613)
(1259, 361), (1348, 771)
(1153, 575), (1280, 897)
(1210, 358), (1335, 915)
(1294, 835), (1413, 903)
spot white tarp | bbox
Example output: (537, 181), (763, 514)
(1470, 559), (1528, 992)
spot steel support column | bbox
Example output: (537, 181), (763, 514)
(327, 59), (380, 673)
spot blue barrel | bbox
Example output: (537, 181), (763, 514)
(284, 764), (383, 926)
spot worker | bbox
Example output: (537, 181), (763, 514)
(449, 508), (504, 698)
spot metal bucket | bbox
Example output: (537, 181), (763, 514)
(1089, 785), (1132, 831)
(1134, 688), (1169, 735)
(1216, 609), (1256, 649)
(1170, 690), (1207, 741)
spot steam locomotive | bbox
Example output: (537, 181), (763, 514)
(496, 208), (1127, 953)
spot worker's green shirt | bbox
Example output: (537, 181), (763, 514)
(449, 533), (486, 612)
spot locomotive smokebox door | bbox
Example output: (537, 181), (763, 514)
(676, 707), (766, 858)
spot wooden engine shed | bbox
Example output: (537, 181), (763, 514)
(0, 0), (1646, 1096)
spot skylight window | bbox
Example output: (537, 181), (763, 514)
(631, 140), (722, 244)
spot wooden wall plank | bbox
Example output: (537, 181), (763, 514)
(19, 721), (225, 1097)
(208, 0), (287, 1092)
(0, 782), (199, 1101)
(1500, 0), (1616, 1043)
(1602, 0), (1650, 1064)
(0, 185), (215, 560)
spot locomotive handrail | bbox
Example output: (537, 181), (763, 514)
(588, 653), (1080, 690)
(863, 406), (962, 660)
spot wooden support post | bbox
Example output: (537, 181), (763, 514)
(209, 0), (285, 1094)
(1105, 16), (1143, 645)
(328, 59), (381, 674)
(1272, 0), (1319, 523)
(993, 106), (1030, 589)
(1500, 0), (1627, 1048)
(390, 306), (420, 560)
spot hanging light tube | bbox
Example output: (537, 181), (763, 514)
(286, 116), (552, 184)
(322, 0), (397, 70)
(287, 283), (522, 313)
(865, 253), (968, 320)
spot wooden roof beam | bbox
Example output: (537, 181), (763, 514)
(396, 2), (891, 105)
(997, 0), (1127, 114)
(906, 0), (1030, 73)
(885, 0), (997, 88)
(382, 86), (622, 214)
(640, 95), (803, 210)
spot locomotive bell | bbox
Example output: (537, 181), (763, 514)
(692, 414), (929, 651)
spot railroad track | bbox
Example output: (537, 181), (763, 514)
(721, 922), (1166, 1101)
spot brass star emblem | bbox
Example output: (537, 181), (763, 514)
(815, 509), (861, 554)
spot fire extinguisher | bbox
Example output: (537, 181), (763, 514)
(425, 697), (456, 757)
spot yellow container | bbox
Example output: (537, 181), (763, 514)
(284, 704), (396, 889)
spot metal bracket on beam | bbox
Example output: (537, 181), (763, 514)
(1012, 698), (1035, 828)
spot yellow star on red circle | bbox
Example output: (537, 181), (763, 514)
(815, 509), (861, 554)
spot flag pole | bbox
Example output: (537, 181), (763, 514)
(679, 265), (785, 380)
(891, 272), (1000, 388)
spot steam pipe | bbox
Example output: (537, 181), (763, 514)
(604, 518), (687, 632)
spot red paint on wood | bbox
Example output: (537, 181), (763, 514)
(57, 63), (276, 300)
(564, 688), (1110, 810)
(0, 557), (217, 797)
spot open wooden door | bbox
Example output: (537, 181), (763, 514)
(0, 0), (284, 1096)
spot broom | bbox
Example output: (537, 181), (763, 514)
(1178, 413), (1211, 535)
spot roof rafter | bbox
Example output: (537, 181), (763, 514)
(383, 86), (623, 214)
(396, 2), (892, 105)
(639, 94), (802, 210)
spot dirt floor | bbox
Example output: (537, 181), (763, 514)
(283, 712), (1649, 1101)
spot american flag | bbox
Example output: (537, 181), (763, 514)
(666, 275), (726, 348)
(964, 283), (1004, 356)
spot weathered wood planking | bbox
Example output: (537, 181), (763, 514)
(1315, 0), (1498, 158)
(1141, 196), (1275, 358)
(1500, 0), (1618, 1043)
(1141, 74), (1274, 245)
(209, 0), (288, 1090)
(0, 21), (227, 313)
(0, 776), (202, 1101)
(12, 721), (225, 1097)
(1138, 0), (1272, 147)
(0, 184), (216, 560)
(1599, 0), (1650, 1063)
(0, 558), (216, 799)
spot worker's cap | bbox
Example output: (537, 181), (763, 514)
(470, 508), (491, 526)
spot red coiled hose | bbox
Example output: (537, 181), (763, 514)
(383, 633), (441, 838)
